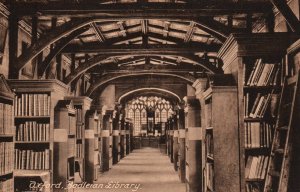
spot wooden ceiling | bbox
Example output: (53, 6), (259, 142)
(5, 0), (276, 85)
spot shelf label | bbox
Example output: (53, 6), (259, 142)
(169, 130), (174, 136)
(120, 130), (126, 135)
(101, 130), (110, 137)
(179, 129), (185, 138)
(54, 129), (67, 142)
(112, 130), (120, 136)
(187, 127), (202, 140)
(173, 130), (179, 137)
(85, 130), (94, 139)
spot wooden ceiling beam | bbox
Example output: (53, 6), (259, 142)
(64, 52), (222, 85)
(141, 20), (148, 34)
(269, 0), (300, 32)
(14, 2), (272, 17)
(90, 22), (106, 42)
(184, 22), (196, 43)
(61, 43), (220, 54)
(15, 17), (94, 72)
(38, 26), (89, 78)
(86, 72), (197, 97)
(14, 16), (228, 71)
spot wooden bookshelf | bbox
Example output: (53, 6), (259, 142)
(0, 75), (14, 192)
(204, 93), (214, 192)
(53, 99), (76, 191)
(204, 97), (213, 190)
(217, 33), (299, 192)
(101, 110), (113, 171)
(64, 96), (92, 183)
(196, 75), (238, 192)
(85, 110), (101, 183)
(9, 79), (69, 192)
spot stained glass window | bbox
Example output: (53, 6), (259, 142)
(125, 96), (174, 136)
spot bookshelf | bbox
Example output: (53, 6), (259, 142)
(196, 75), (238, 192)
(120, 116), (126, 159)
(9, 79), (69, 192)
(217, 33), (298, 192)
(204, 94), (214, 192)
(283, 39), (300, 192)
(65, 96), (92, 183)
(0, 75), (14, 192)
(85, 110), (101, 183)
(125, 118), (133, 155)
(53, 99), (76, 191)
(243, 58), (280, 192)
(101, 110), (113, 171)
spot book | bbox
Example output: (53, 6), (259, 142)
(245, 122), (273, 149)
(246, 155), (269, 180)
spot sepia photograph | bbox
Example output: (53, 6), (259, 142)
(0, 0), (299, 192)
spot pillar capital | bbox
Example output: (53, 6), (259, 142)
(192, 78), (208, 99)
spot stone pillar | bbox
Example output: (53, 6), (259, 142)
(178, 109), (186, 183)
(173, 114), (179, 171)
(112, 110), (120, 165)
(184, 96), (202, 192)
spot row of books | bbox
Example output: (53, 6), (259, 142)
(245, 59), (280, 86)
(76, 124), (83, 139)
(245, 155), (269, 180)
(244, 93), (276, 118)
(206, 132), (213, 157)
(0, 103), (14, 135)
(0, 179), (13, 192)
(206, 162), (214, 191)
(16, 121), (50, 142)
(245, 122), (273, 149)
(76, 108), (83, 123)
(68, 115), (76, 135)
(94, 166), (100, 181)
(94, 151), (101, 165)
(94, 138), (99, 150)
(205, 101), (213, 128)
(245, 183), (263, 192)
(14, 94), (50, 116)
(0, 142), (14, 176)
(76, 143), (83, 158)
(14, 149), (50, 170)
(68, 138), (75, 158)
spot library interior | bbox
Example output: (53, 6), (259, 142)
(0, 0), (300, 192)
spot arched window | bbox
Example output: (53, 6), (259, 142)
(134, 110), (141, 135)
(125, 96), (174, 136)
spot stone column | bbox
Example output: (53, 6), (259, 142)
(184, 96), (202, 192)
(178, 109), (186, 183)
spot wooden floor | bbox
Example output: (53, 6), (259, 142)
(75, 147), (185, 192)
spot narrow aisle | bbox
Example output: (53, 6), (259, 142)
(75, 148), (185, 192)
